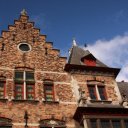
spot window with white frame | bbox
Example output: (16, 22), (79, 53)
(15, 71), (35, 100)
(88, 83), (107, 100)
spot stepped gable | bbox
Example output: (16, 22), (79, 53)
(0, 12), (66, 58)
(0, 12), (67, 71)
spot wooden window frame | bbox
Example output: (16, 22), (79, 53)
(15, 70), (35, 100)
(88, 85), (97, 100)
(98, 86), (107, 100)
(0, 81), (6, 99)
(44, 83), (55, 102)
(88, 84), (107, 101)
(26, 84), (35, 100)
(15, 83), (24, 100)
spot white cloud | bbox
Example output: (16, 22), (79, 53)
(85, 34), (128, 82)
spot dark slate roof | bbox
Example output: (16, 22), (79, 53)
(117, 82), (128, 98)
(68, 45), (107, 67)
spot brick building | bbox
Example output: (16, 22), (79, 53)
(0, 10), (128, 128)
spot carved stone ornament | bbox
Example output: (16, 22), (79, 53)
(40, 119), (65, 127)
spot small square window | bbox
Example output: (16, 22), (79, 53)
(26, 72), (34, 81)
(15, 72), (23, 81)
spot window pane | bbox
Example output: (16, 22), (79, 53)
(0, 82), (4, 98)
(26, 72), (34, 81)
(27, 85), (33, 93)
(15, 72), (23, 80)
(88, 86), (97, 100)
(124, 120), (128, 128)
(90, 119), (97, 128)
(101, 120), (110, 128)
(98, 86), (106, 100)
(15, 84), (23, 100)
(44, 85), (54, 101)
(112, 120), (121, 128)
(46, 95), (54, 101)
(16, 85), (22, 92)
(27, 94), (34, 100)
(26, 85), (34, 100)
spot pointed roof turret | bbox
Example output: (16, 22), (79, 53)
(68, 44), (107, 67)
(66, 44), (120, 78)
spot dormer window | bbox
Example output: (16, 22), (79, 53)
(84, 59), (96, 66)
(81, 54), (96, 66)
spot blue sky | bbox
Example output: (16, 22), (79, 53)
(0, 0), (128, 81)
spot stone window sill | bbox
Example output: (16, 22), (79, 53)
(90, 99), (112, 104)
(0, 99), (8, 102)
(12, 99), (39, 104)
(43, 100), (59, 104)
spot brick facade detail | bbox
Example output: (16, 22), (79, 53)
(0, 13), (121, 128)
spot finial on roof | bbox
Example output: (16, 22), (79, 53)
(21, 9), (27, 16)
(72, 38), (77, 46)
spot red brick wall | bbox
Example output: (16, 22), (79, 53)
(0, 14), (120, 128)
(0, 14), (77, 128)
